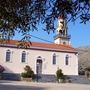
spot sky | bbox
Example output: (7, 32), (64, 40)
(14, 20), (90, 48)
(68, 20), (90, 47)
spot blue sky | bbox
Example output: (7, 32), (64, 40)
(14, 20), (90, 48)
(68, 20), (90, 47)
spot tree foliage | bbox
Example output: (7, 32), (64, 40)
(21, 65), (35, 78)
(0, 0), (90, 40)
(56, 69), (64, 80)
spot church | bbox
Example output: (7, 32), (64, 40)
(0, 16), (78, 81)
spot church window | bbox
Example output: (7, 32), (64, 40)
(6, 50), (11, 62)
(21, 51), (26, 63)
(63, 42), (66, 45)
(52, 53), (56, 65)
(65, 55), (69, 65)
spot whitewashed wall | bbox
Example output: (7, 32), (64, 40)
(0, 46), (78, 75)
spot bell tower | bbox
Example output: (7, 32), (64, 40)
(54, 16), (71, 45)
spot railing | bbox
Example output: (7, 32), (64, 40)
(54, 34), (71, 39)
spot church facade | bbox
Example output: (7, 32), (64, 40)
(0, 17), (78, 80)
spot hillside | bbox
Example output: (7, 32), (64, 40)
(78, 46), (90, 73)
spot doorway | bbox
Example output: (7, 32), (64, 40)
(36, 58), (42, 75)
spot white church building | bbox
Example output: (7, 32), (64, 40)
(0, 17), (78, 81)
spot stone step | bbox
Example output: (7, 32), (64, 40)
(2, 73), (21, 81)
(35, 74), (57, 82)
(67, 75), (90, 84)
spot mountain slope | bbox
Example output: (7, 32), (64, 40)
(78, 46), (90, 73)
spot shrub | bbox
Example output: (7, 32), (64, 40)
(56, 69), (65, 82)
(0, 65), (5, 73)
(21, 65), (34, 79)
(85, 67), (90, 71)
(79, 70), (85, 75)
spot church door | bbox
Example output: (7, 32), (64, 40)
(36, 59), (42, 75)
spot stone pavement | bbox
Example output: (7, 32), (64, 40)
(0, 80), (90, 90)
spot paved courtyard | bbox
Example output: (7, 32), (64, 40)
(0, 80), (90, 90)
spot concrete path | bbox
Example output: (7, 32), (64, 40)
(0, 80), (90, 90)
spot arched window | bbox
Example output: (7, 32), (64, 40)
(6, 50), (11, 62)
(21, 51), (26, 63)
(52, 53), (56, 65)
(65, 55), (69, 65)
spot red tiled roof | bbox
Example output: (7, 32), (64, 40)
(31, 42), (77, 53)
(0, 39), (77, 53)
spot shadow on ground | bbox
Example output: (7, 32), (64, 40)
(0, 84), (46, 90)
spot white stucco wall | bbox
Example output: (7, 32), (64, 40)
(54, 38), (70, 45)
(0, 46), (78, 75)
